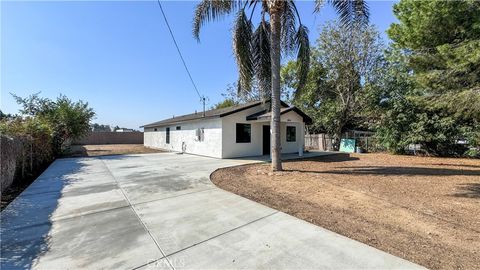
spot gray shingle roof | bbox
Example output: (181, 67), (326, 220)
(246, 107), (313, 124)
(142, 100), (312, 128)
(142, 100), (265, 128)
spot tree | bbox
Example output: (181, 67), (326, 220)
(193, 0), (368, 170)
(388, 0), (480, 120)
(91, 123), (112, 132)
(211, 99), (238, 110)
(0, 110), (15, 120)
(282, 51), (330, 134)
(12, 93), (95, 154)
(212, 80), (290, 109)
(283, 21), (383, 149)
(380, 0), (480, 155)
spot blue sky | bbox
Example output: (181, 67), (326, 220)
(1, 1), (398, 129)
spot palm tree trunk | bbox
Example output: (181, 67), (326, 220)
(270, 8), (282, 171)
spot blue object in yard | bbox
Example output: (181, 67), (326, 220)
(339, 138), (356, 153)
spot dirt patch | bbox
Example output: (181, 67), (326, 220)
(65, 144), (164, 157)
(211, 153), (480, 270)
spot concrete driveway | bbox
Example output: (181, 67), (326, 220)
(1, 153), (423, 269)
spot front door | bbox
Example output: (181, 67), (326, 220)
(263, 125), (270, 155)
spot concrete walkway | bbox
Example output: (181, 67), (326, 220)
(1, 152), (424, 269)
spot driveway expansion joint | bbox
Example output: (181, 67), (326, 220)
(101, 159), (176, 270)
(164, 211), (279, 258)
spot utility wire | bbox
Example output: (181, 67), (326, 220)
(156, 0), (202, 100)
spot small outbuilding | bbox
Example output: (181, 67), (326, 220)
(142, 100), (312, 158)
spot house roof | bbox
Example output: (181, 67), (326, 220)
(246, 106), (313, 125)
(142, 100), (310, 128)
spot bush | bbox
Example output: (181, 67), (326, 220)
(0, 118), (54, 194)
(464, 148), (480, 158)
(12, 93), (95, 154)
(0, 93), (95, 194)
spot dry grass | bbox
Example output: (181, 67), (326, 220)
(211, 153), (480, 270)
(65, 144), (164, 157)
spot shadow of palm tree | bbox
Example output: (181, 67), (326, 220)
(314, 166), (480, 176)
(287, 153), (360, 163)
(452, 183), (480, 199)
(424, 163), (480, 169)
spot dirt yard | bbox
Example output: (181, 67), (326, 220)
(65, 144), (164, 157)
(211, 153), (480, 270)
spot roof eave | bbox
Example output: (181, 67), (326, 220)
(143, 115), (220, 128)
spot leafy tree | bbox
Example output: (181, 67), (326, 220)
(282, 53), (330, 134)
(213, 80), (292, 109)
(283, 21), (383, 149)
(0, 110), (15, 120)
(380, 0), (480, 155)
(193, 0), (368, 170)
(212, 98), (238, 110)
(388, 0), (480, 119)
(91, 123), (112, 132)
(12, 93), (95, 154)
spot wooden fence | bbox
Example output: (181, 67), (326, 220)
(306, 132), (382, 152)
(305, 134), (334, 151)
(73, 132), (144, 145)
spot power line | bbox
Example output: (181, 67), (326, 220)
(156, 0), (203, 100)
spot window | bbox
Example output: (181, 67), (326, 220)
(154, 128), (158, 131)
(286, 126), (296, 142)
(236, 123), (251, 143)
(166, 127), (170, 144)
(176, 126), (181, 130)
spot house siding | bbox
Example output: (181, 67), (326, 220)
(279, 111), (305, 154)
(144, 104), (307, 159)
(144, 117), (222, 158)
(221, 105), (305, 158)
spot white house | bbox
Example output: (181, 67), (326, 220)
(142, 100), (312, 158)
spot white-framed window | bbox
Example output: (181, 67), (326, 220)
(286, 126), (296, 142)
(236, 123), (251, 143)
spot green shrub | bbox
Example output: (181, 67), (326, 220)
(464, 148), (480, 158)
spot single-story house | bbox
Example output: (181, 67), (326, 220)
(142, 100), (312, 158)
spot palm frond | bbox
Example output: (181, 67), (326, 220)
(281, 0), (297, 55)
(315, 0), (369, 26)
(233, 9), (254, 93)
(294, 24), (310, 97)
(314, 0), (326, 12)
(252, 20), (272, 96)
(193, 0), (242, 41)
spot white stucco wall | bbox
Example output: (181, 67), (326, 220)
(144, 117), (222, 158)
(145, 105), (307, 159)
(279, 111), (305, 154)
(221, 106), (306, 158)
(221, 104), (269, 158)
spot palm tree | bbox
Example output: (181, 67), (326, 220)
(193, 0), (368, 171)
